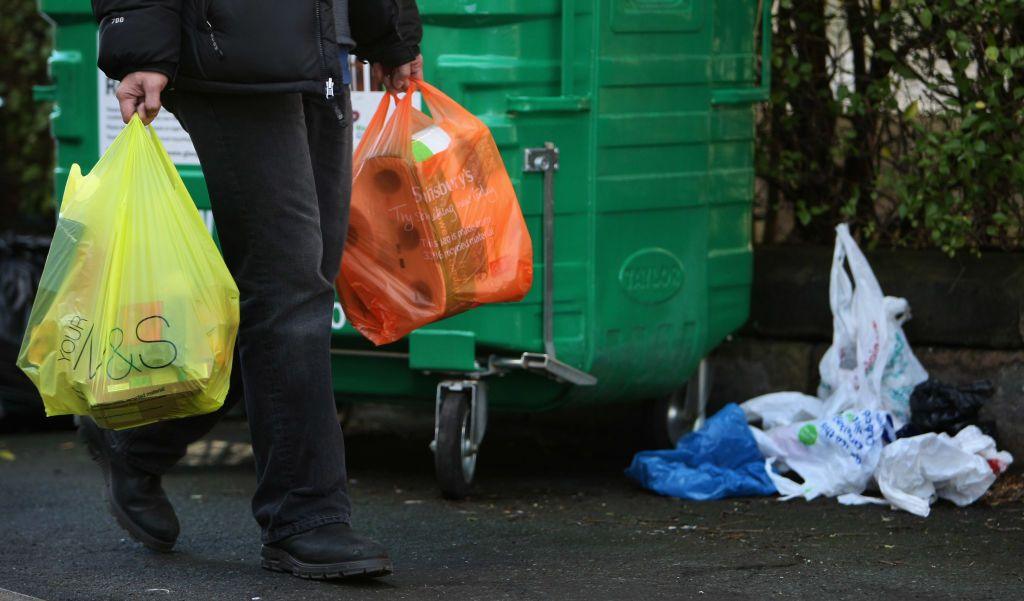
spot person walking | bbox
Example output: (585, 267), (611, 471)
(80, 0), (422, 580)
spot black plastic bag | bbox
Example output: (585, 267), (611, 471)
(0, 233), (68, 431)
(0, 234), (49, 345)
(896, 379), (995, 439)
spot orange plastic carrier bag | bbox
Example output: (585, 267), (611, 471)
(338, 79), (533, 345)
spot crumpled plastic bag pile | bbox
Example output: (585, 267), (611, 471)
(629, 224), (1013, 517)
(742, 224), (1012, 516)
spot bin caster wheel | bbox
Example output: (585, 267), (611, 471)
(434, 389), (476, 500)
(649, 386), (696, 449)
(647, 360), (710, 449)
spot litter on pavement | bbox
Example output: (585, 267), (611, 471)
(756, 409), (894, 501)
(840, 425), (1012, 516)
(628, 224), (1013, 516)
(625, 404), (777, 501)
(896, 379), (996, 439)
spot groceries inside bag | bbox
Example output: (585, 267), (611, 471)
(17, 116), (239, 430)
(339, 79), (533, 345)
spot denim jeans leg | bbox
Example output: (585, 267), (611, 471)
(109, 89), (354, 543)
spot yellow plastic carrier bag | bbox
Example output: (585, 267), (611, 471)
(17, 116), (239, 430)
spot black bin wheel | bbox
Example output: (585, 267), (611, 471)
(435, 389), (475, 500)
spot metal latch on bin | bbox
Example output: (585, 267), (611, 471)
(490, 353), (597, 387)
(523, 144), (559, 173)
(513, 142), (597, 387)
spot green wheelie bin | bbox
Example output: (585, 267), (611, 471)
(35, 0), (770, 498)
(330, 0), (772, 497)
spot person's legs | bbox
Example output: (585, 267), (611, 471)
(105, 90), (353, 543)
(255, 91), (390, 578)
(100, 352), (243, 475)
(171, 91), (352, 542)
(87, 90), (384, 575)
(81, 347), (243, 550)
(304, 91), (353, 284)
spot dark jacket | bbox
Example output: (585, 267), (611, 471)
(93, 0), (422, 96)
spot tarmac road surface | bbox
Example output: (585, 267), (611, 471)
(1, 404), (1022, 600)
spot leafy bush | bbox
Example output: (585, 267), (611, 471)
(759, 0), (1024, 254)
(0, 1), (54, 230)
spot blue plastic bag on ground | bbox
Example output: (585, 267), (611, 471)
(626, 404), (776, 500)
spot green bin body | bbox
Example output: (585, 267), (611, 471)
(37, 0), (768, 413)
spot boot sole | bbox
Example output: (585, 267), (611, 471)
(260, 546), (392, 579)
(80, 424), (176, 553)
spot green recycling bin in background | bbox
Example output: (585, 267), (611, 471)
(36, 0), (770, 499)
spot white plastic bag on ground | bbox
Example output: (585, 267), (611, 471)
(741, 392), (823, 430)
(763, 409), (895, 500)
(853, 426), (1013, 517)
(816, 224), (928, 426)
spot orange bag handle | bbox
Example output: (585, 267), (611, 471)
(409, 79), (484, 132)
(354, 89), (397, 166)
(376, 81), (420, 160)
(357, 79), (474, 165)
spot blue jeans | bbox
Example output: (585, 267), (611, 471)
(107, 89), (354, 543)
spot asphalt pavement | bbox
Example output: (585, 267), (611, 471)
(1, 404), (1023, 601)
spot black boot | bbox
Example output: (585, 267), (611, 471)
(261, 523), (392, 579)
(79, 418), (180, 552)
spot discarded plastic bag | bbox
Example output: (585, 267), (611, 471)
(1, 235), (50, 425)
(845, 426), (1012, 516)
(1, 234), (49, 347)
(338, 79), (533, 345)
(817, 224), (927, 426)
(762, 409), (894, 501)
(741, 392), (823, 431)
(739, 225), (927, 436)
(626, 404), (777, 501)
(897, 379), (995, 438)
(17, 116), (239, 430)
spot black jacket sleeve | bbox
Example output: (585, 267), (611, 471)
(92, 0), (181, 81)
(351, 0), (422, 67)
(397, 0), (423, 55)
